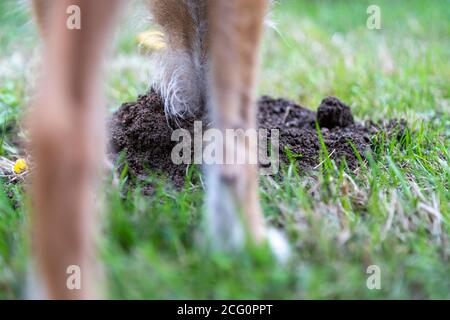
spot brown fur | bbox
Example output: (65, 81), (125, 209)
(147, 0), (196, 50)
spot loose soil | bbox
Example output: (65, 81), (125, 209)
(108, 91), (406, 188)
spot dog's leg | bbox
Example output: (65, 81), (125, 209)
(147, 0), (208, 117)
(32, 0), (51, 36)
(28, 0), (122, 299)
(206, 0), (268, 248)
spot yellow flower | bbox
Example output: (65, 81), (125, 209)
(137, 30), (166, 51)
(13, 158), (28, 174)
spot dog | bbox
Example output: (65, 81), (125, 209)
(28, 0), (282, 299)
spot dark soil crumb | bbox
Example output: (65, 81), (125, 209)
(257, 96), (368, 171)
(108, 92), (406, 189)
(317, 96), (354, 128)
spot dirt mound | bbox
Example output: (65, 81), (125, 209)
(108, 91), (405, 188)
(108, 91), (202, 188)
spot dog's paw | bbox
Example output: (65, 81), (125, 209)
(24, 266), (48, 300)
(103, 157), (119, 187)
(204, 167), (245, 251)
(266, 227), (291, 264)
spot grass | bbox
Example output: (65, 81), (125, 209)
(0, 0), (449, 299)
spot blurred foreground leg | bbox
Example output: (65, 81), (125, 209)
(29, 0), (122, 299)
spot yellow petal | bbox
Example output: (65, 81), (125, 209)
(137, 30), (166, 51)
(13, 158), (28, 174)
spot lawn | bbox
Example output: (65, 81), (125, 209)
(0, 0), (449, 299)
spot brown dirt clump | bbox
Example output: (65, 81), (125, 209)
(108, 90), (202, 188)
(317, 96), (354, 128)
(108, 91), (405, 188)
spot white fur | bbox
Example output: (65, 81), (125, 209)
(267, 227), (291, 264)
(25, 265), (49, 300)
(149, 0), (208, 119)
(204, 165), (245, 250)
(150, 49), (203, 118)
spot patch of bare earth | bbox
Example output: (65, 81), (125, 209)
(108, 91), (406, 189)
